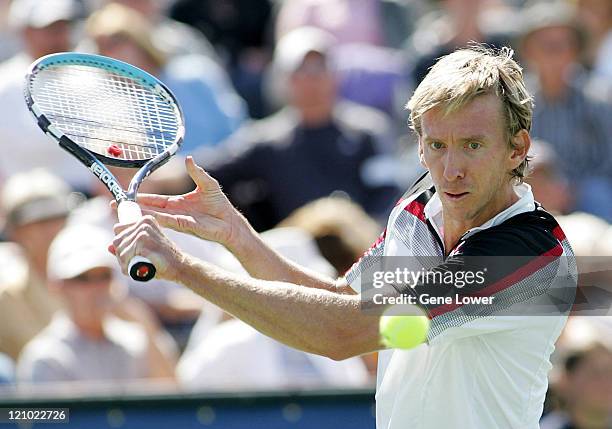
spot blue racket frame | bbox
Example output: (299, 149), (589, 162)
(24, 52), (185, 203)
(24, 53), (186, 282)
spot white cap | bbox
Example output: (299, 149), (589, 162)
(47, 223), (116, 281)
(274, 26), (336, 74)
(9, 0), (81, 29)
(1, 169), (71, 229)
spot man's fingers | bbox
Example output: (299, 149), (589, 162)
(142, 209), (199, 236)
(141, 209), (184, 230)
(112, 215), (156, 246)
(186, 156), (219, 191)
(113, 222), (134, 236)
(132, 193), (172, 209)
(112, 216), (160, 272)
(109, 196), (170, 216)
(110, 215), (177, 280)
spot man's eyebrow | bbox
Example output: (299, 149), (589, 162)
(422, 135), (488, 143)
(459, 135), (487, 142)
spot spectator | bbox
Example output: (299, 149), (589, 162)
(200, 27), (401, 231)
(276, 0), (387, 47)
(0, 0), (19, 61)
(177, 227), (370, 391)
(519, 1), (612, 221)
(0, 0), (92, 190)
(177, 316), (370, 391)
(542, 325), (612, 429)
(525, 139), (573, 215)
(274, 1), (415, 123)
(169, 0), (274, 118)
(86, 3), (247, 153)
(555, 212), (611, 318)
(575, 0), (612, 77)
(67, 160), (234, 351)
(0, 169), (67, 361)
(17, 223), (175, 384)
(332, 43), (409, 124)
(278, 196), (381, 275)
(96, 0), (219, 61)
(556, 211), (609, 260)
(407, 0), (517, 86)
(277, 197), (383, 376)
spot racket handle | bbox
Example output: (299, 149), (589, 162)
(117, 201), (156, 282)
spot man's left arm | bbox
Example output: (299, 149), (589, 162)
(112, 217), (385, 361)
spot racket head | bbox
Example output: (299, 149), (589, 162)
(24, 52), (184, 168)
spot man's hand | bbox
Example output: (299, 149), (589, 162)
(110, 157), (338, 290)
(111, 215), (185, 283)
(117, 156), (248, 250)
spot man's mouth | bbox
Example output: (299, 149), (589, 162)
(444, 192), (469, 200)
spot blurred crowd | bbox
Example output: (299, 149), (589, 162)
(0, 0), (610, 427)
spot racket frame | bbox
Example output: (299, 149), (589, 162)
(24, 52), (185, 280)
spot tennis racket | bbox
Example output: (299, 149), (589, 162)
(24, 52), (184, 282)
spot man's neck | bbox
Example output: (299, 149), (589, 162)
(298, 104), (334, 128)
(441, 187), (519, 255)
(73, 318), (106, 340)
(539, 74), (569, 101)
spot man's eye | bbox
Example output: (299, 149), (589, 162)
(467, 142), (482, 150)
(430, 142), (445, 150)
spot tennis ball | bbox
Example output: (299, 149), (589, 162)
(379, 314), (430, 349)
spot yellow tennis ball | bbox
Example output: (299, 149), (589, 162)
(379, 314), (430, 349)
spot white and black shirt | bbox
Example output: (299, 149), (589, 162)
(346, 175), (577, 429)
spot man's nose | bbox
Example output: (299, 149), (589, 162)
(443, 149), (465, 182)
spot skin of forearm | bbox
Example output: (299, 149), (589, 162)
(225, 215), (352, 294)
(175, 253), (381, 360)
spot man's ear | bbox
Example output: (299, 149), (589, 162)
(510, 130), (531, 170)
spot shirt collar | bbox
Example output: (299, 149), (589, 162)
(424, 182), (536, 240)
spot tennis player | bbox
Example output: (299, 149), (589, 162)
(111, 46), (577, 428)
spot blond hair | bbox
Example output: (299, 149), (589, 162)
(407, 45), (534, 182)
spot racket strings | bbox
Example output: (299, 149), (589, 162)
(30, 65), (180, 162)
(44, 112), (169, 143)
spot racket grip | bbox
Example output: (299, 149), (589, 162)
(117, 201), (156, 282)
(128, 256), (156, 282)
(117, 200), (143, 224)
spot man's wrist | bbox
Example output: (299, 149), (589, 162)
(166, 249), (192, 284)
(224, 213), (259, 258)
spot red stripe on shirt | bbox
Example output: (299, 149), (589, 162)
(429, 243), (564, 318)
(404, 200), (426, 222)
(552, 226), (566, 241)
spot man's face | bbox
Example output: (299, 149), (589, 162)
(57, 267), (113, 323)
(10, 217), (66, 262)
(23, 20), (72, 59)
(522, 26), (579, 80)
(526, 165), (572, 214)
(289, 52), (336, 112)
(95, 35), (157, 73)
(419, 93), (524, 227)
(564, 347), (612, 412)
